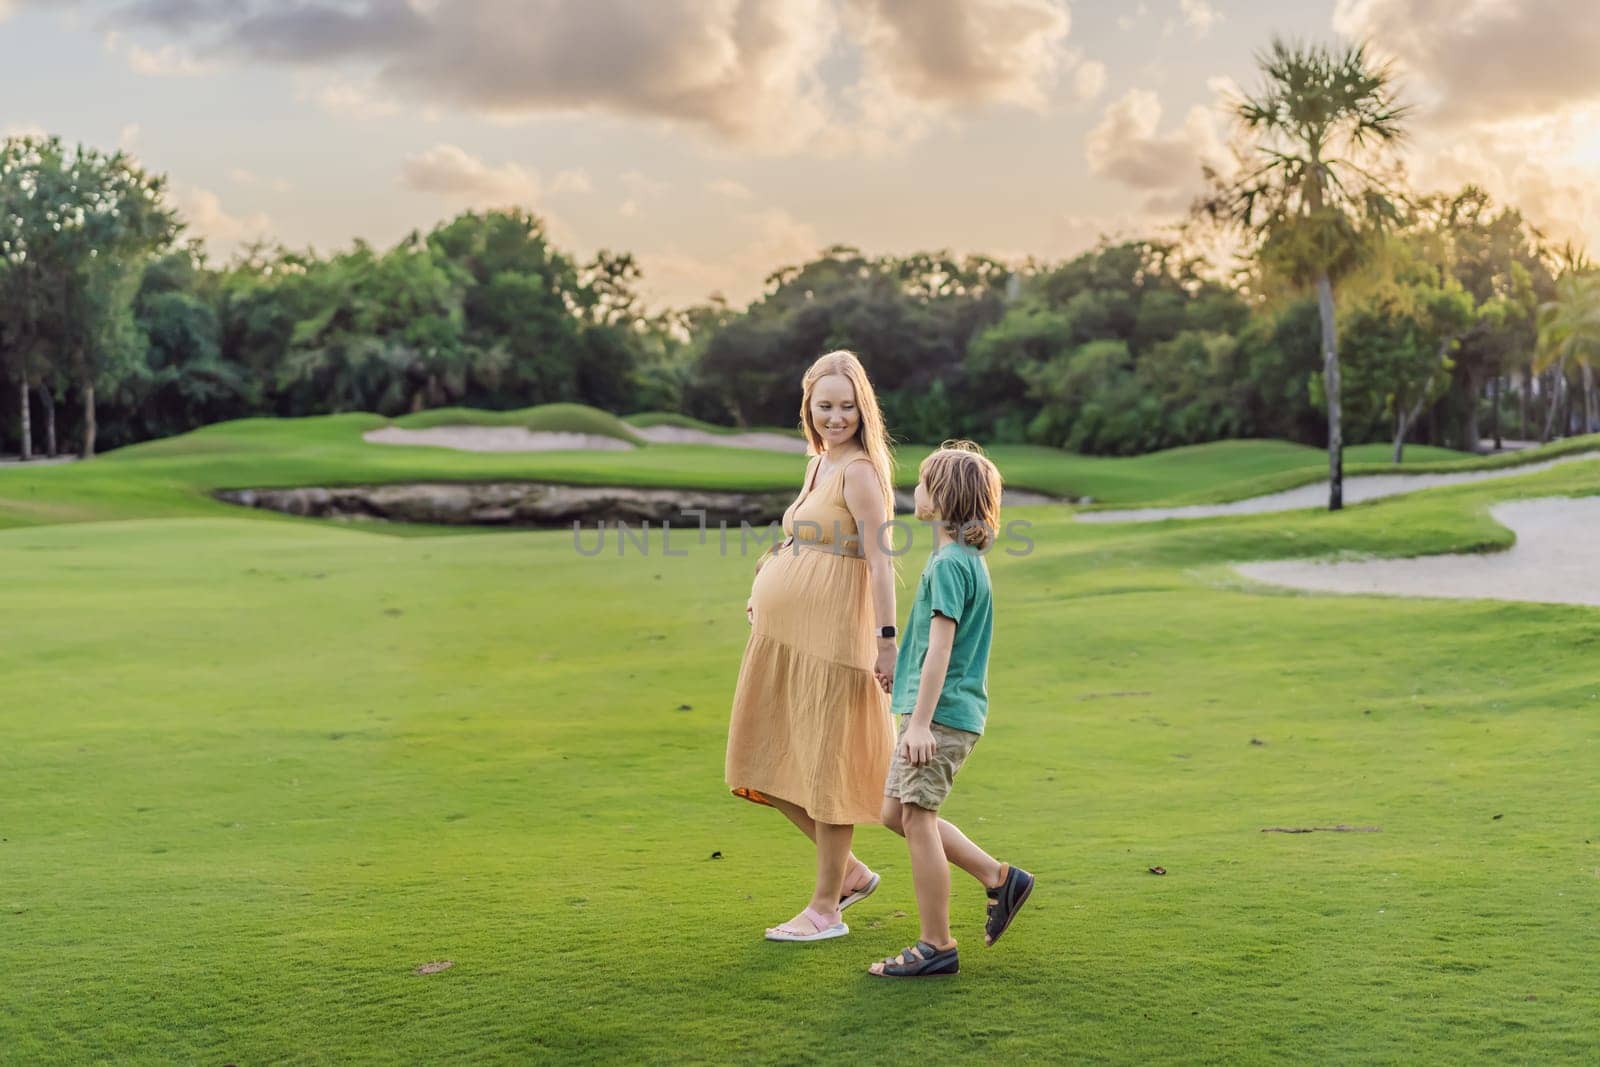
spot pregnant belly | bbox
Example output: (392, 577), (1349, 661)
(750, 548), (872, 665)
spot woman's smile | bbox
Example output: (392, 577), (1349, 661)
(810, 373), (861, 446)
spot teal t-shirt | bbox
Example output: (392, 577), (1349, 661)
(890, 542), (993, 734)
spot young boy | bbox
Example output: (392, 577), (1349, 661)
(869, 441), (1034, 979)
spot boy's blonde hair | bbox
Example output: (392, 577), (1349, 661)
(919, 440), (1003, 550)
(798, 349), (896, 522)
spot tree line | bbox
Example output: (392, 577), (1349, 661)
(3, 62), (1597, 473)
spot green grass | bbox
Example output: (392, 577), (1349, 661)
(3, 443), (1599, 1063)
(8, 410), (1592, 535)
(991, 439), (1472, 507)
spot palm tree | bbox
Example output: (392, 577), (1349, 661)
(1205, 39), (1411, 509)
(1536, 272), (1600, 437)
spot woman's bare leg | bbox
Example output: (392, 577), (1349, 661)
(765, 819), (857, 937)
(808, 820), (854, 916)
(767, 794), (873, 891)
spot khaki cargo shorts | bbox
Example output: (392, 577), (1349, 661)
(884, 716), (980, 812)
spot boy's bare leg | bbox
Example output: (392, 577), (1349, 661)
(901, 804), (954, 948)
(936, 817), (1006, 889)
(767, 794), (873, 893)
(881, 797), (1003, 890)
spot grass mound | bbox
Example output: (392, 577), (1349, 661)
(393, 403), (646, 444)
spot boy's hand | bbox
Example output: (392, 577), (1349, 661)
(873, 644), (896, 693)
(898, 722), (937, 766)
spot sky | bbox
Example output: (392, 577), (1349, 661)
(3, 0), (1597, 309)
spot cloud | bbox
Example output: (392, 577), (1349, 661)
(228, 167), (294, 193)
(176, 185), (272, 252)
(621, 171), (669, 200)
(108, 0), (837, 153)
(1118, 3), (1150, 31)
(1073, 59), (1107, 101)
(549, 169), (592, 195)
(399, 144), (541, 207)
(708, 178), (754, 200)
(124, 41), (217, 76)
(1333, 0), (1600, 126)
(118, 123), (141, 150)
(1506, 158), (1600, 252)
(101, 0), (1077, 156)
(305, 78), (403, 119)
(1085, 89), (1224, 210)
(616, 170), (668, 218)
(1331, 1), (1600, 255)
(1402, 110), (1600, 254)
(638, 206), (821, 306)
(820, 0), (1073, 153)
(1049, 211), (1160, 258)
(843, 0), (1071, 110)
(1178, 0), (1221, 37)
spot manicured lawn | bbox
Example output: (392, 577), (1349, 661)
(2, 424), (1598, 1062)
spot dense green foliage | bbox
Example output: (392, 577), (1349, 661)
(2, 135), (1594, 467)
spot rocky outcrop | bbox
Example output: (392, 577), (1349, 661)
(216, 482), (796, 527)
(215, 481), (1070, 528)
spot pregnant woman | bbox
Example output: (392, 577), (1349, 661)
(726, 349), (900, 942)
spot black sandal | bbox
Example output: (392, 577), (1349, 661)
(984, 864), (1035, 947)
(869, 940), (959, 978)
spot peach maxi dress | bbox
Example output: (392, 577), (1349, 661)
(725, 454), (895, 826)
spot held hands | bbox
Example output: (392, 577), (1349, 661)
(898, 721), (937, 767)
(873, 643), (896, 694)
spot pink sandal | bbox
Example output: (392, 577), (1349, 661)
(838, 869), (880, 910)
(764, 906), (848, 942)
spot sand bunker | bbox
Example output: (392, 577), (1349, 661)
(363, 426), (636, 452)
(630, 425), (808, 453)
(1236, 497), (1600, 608)
(1, 454), (78, 468)
(1078, 453), (1599, 523)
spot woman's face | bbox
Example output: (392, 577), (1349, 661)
(809, 373), (860, 450)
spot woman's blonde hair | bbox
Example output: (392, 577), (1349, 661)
(919, 440), (1003, 550)
(799, 350), (896, 523)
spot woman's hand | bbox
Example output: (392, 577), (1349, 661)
(873, 643), (896, 693)
(898, 721), (937, 767)
(746, 597), (754, 626)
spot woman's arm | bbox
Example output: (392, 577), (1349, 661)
(842, 461), (897, 690)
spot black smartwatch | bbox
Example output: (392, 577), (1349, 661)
(877, 625), (897, 639)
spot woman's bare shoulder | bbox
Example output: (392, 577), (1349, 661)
(840, 455), (885, 493)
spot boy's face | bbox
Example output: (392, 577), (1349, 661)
(913, 478), (935, 522)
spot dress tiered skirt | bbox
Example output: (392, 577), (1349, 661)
(726, 546), (894, 826)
